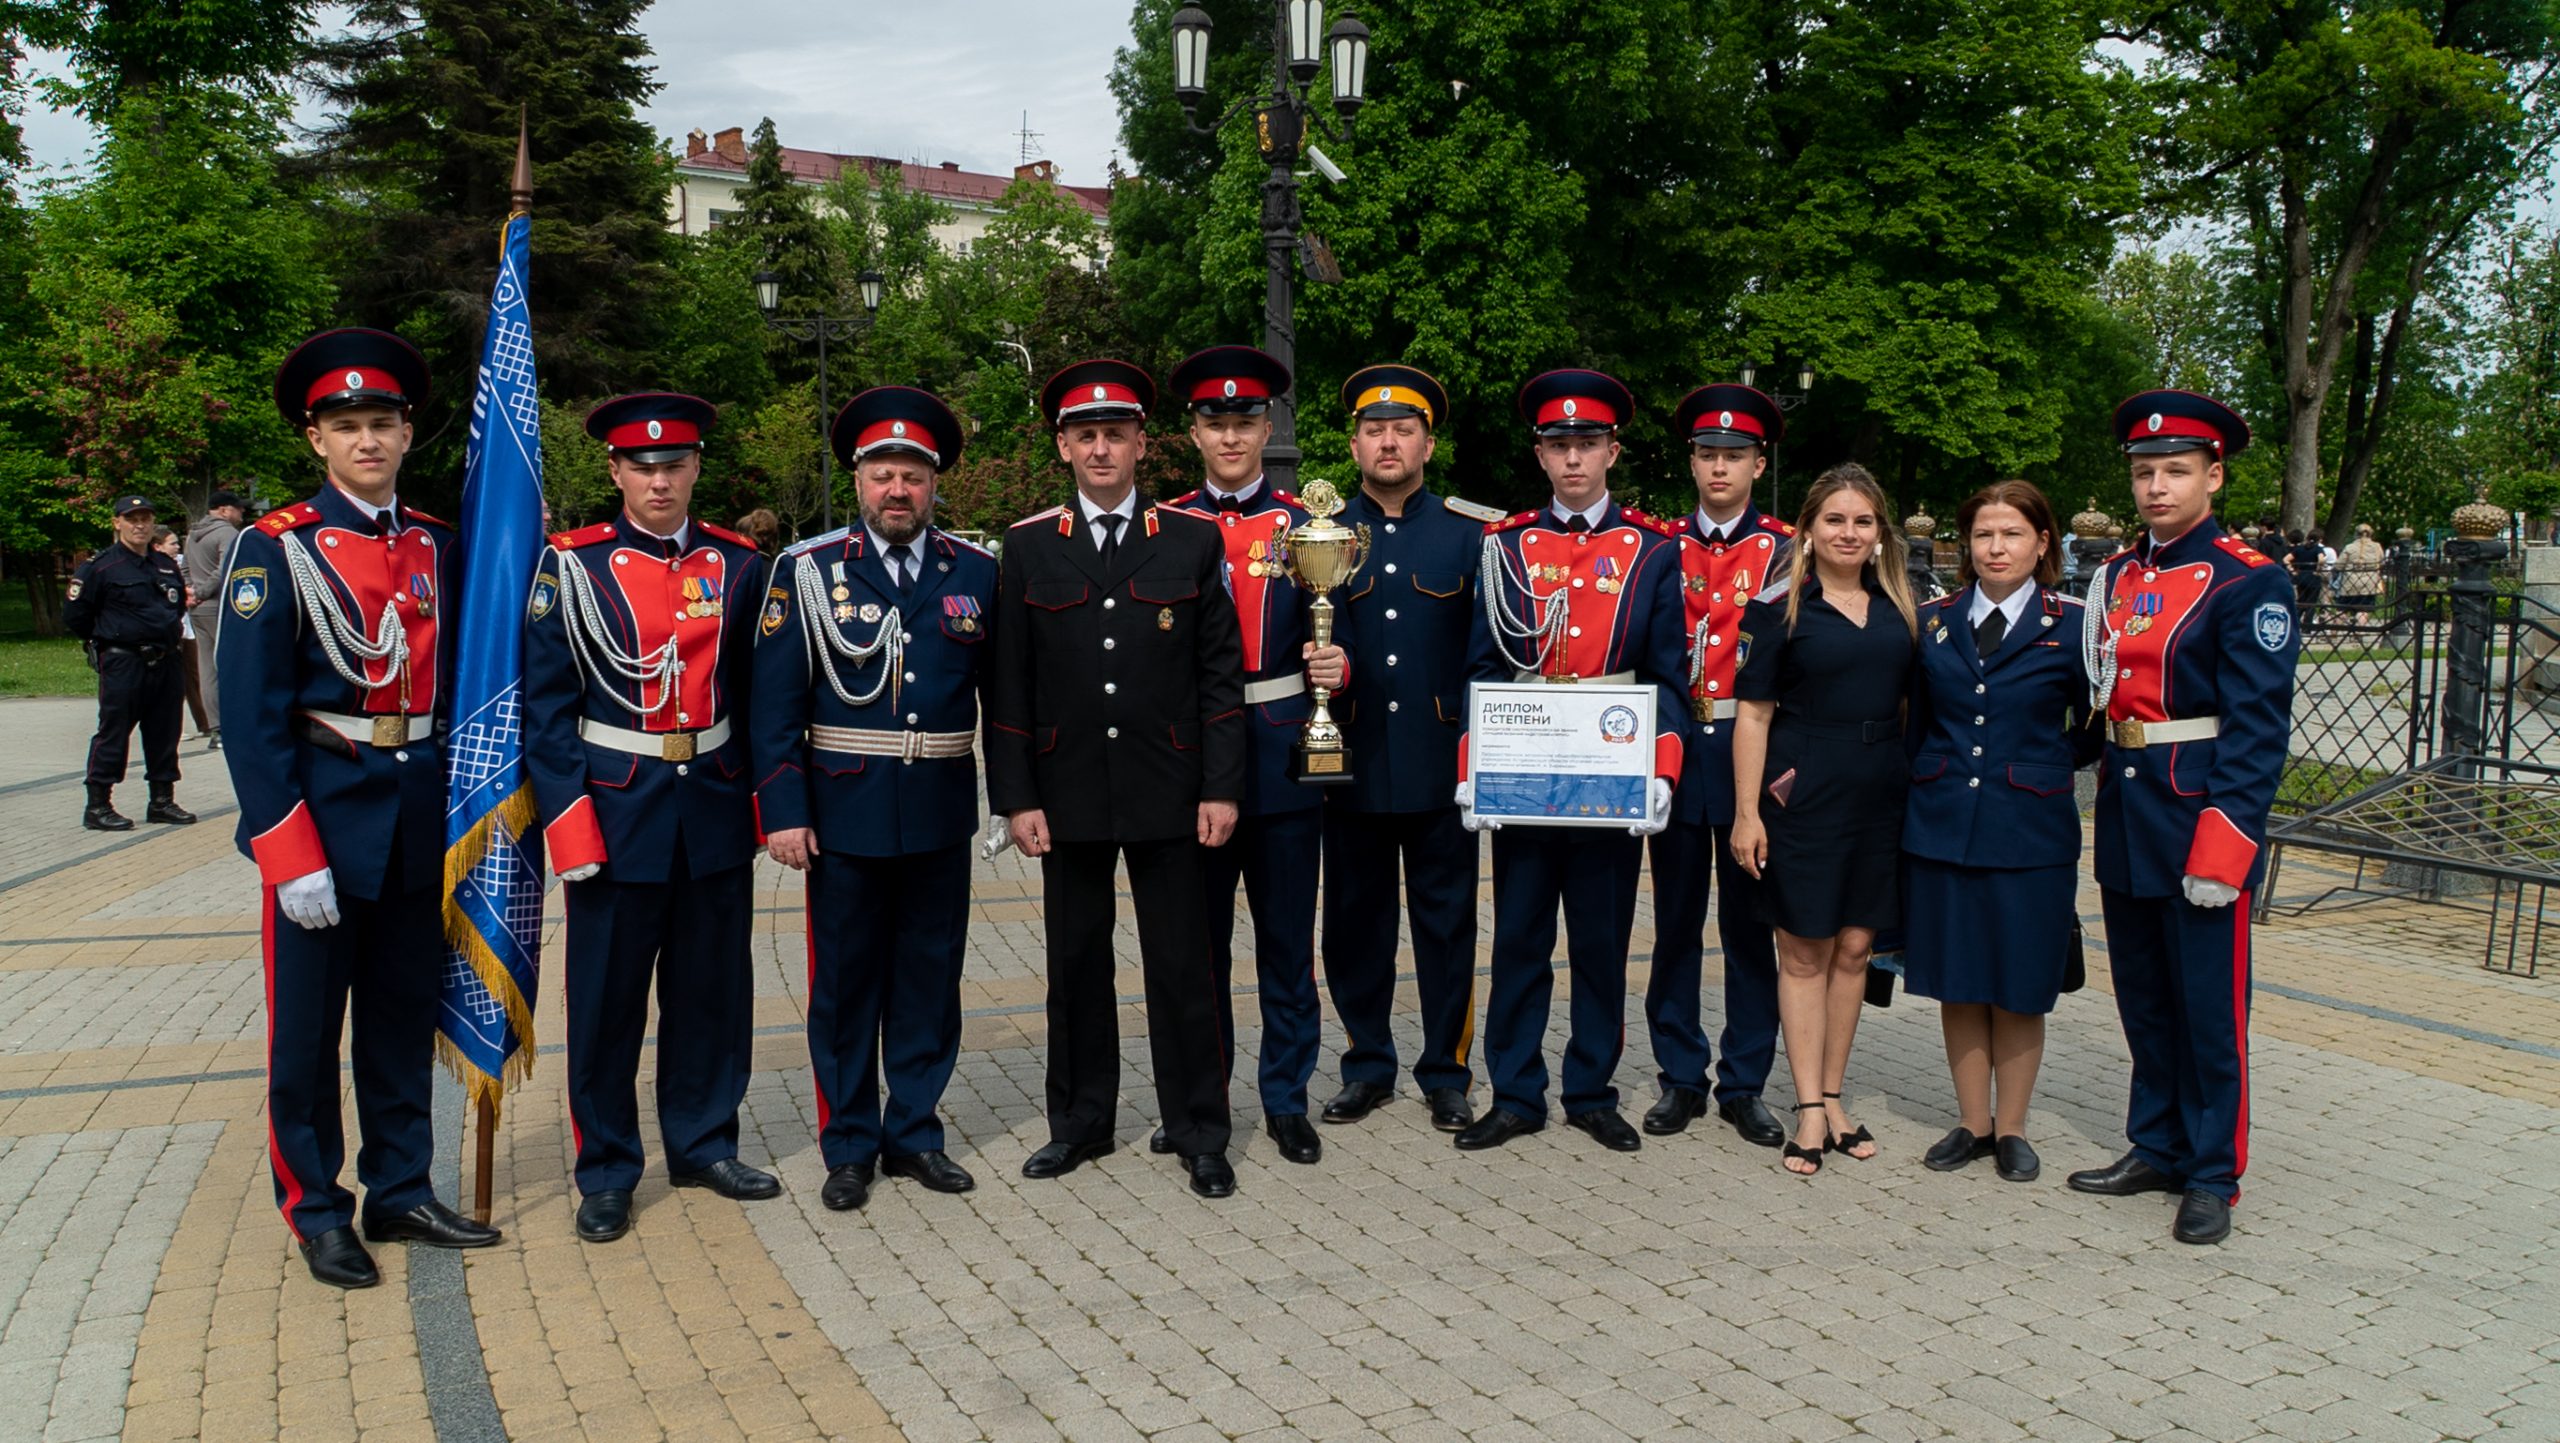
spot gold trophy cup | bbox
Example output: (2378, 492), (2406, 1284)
(1283, 478), (1370, 785)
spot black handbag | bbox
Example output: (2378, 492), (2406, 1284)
(2062, 917), (2087, 994)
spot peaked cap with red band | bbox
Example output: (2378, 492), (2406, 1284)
(1517, 368), (1634, 437)
(831, 385), (965, 472)
(1672, 383), (1784, 450)
(1042, 359), (1156, 429)
(272, 327), (430, 427)
(2114, 389), (2251, 459)
(1166, 345), (1291, 416)
(1341, 363), (1448, 429)
(585, 392), (717, 463)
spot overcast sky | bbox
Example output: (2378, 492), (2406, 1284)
(14, 0), (1136, 187)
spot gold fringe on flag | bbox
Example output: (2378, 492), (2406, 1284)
(437, 784), (543, 1117)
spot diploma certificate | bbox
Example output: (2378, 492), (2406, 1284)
(1467, 682), (1655, 827)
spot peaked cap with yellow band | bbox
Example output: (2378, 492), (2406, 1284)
(1341, 363), (1449, 430)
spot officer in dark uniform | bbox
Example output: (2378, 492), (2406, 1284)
(1642, 385), (1794, 1146)
(218, 328), (500, 1288)
(1161, 345), (1344, 1167)
(2067, 390), (2297, 1246)
(1317, 365), (1502, 1134)
(751, 386), (992, 1212)
(65, 495), (198, 831)
(1455, 370), (1689, 1154)
(524, 392), (778, 1244)
(985, 359), (1247, 1199)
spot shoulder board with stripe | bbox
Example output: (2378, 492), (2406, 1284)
(1163, 490), (1204, 509)
(694, 519), (756, 549)
(1153, 504), (1217, 527)
(1490, 510), (1542, 534)
(1751, 575), (1795, 604)
(934, 528), (993, 558)
(1934, 591), (1965, 609)
(257, 503), (324, 535)
(1442, 495), (1506, 524)
(1008, 507), (1066, 531)
(1271, 489), (1299, 508)
(2215, 535), (2276, 568)
(1758, 516), (1797, 538)
(1619, 508), (1684, 539)
(400, 507), (451, 530)
(2045, 589), (2079, 613)
(550, 522), (618, 549)
(784, 525), (852, 556)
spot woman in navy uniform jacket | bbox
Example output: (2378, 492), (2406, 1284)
(1902, 481), (2102, 1186)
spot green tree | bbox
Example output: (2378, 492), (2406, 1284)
(8, 0), (312, 116)
(731, 117), (834, 321)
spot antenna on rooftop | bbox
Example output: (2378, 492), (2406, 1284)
(1016, 111), (1045, 164)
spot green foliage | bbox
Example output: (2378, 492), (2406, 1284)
(10, 0), (313, 116)
(17, 265), (219, 496)
(535, 396), (616, 527)
(735, 117), (832, 320)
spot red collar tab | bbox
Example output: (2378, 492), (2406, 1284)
(306, 367), (405, 410)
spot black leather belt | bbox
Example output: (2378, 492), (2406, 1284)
(1780, 715), (1901, 743)
(96, 642), (176, 662)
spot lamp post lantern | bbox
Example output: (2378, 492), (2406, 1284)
(755, 269), (886, 534)
(1740, 360), (1817, 518)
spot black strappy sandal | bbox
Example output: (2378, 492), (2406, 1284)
(1823, 1092), (1876, 1160)
(1782, 1101), (1826, 1176)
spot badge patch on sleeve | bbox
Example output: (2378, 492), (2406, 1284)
(2253, 601), (2293, 653)
(528, 575), (556, 620)
(760, 586), (789, 637)
(228, 567), (268, 619)
(64, 580), (81, 602)
(1734, 629), (1752, 669)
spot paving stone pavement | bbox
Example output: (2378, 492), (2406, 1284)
(0, 697), (2553, 1440)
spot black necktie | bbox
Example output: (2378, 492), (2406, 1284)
(1096, 513), (1125, 564)
(375, 509), (397, 537)
(1565, 515), (1591, 534)
(887, 542), (914, 593)
(1975, 605), (2008, 659)
(1213, 493), (1244, 514)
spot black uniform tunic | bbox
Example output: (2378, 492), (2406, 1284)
(63, 541), (188, 788)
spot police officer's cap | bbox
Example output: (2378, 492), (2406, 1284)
(1342, 364), (1448, 429)
(2114, 389), (2251, 460)
(1517, 369), (1634, 438)
(831, 387), (965, 473)
(1041, 359), (1156, 429)
(112, 495), (154, 517)
(1167, 346), (1290, 417)
(1672, 384), (1785, 451)
(586, 392), (718, 465)
(273, 327), (430, 427)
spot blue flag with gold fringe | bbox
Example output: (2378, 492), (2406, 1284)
(440, 210), (545, 1110)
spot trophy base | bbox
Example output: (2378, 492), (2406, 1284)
(1289, 746), (1355, 787)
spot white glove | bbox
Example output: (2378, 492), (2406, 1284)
(1628, 778), (1673, 837)
(277, 868), (341, 930)
(2181, 874), (2240, 908)
(1456, 779), (1500, 832)
(558, 863), (602, 883)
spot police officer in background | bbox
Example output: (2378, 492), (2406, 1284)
(2068, 390), (2296, 1246)
(1318, 365), (1502, 1134)
(986, 359), (1246, 1199)
(219, 328), (499, 1287)
(1642, 385), (1794, 1147)
(65, 495), (198, 831)
(524, 393), (777, 1245)
(753, 387), (991, 1212)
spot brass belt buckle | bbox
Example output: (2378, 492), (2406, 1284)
(662, 732), (696, 762)
(2116, 719), (2145, 749)
(371, 715), (408, 748)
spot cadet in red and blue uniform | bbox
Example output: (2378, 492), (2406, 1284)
(522, 393), (777, 1245)
(1642, 384), (1796, 1147)
(1454, 370), (1688, 1154)
(217, 328), (500, 1289)
(2065, 390), (2297, 1247)
(1318, 365), (1504, 1136)
(1160, 346), (1347, 1167)
(751, 387), (992, 1213)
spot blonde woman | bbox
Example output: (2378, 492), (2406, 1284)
(1729, 464), (1920, 1175)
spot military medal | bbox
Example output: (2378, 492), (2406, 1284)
(1594, 556), (1620, 594)
(1158, 606), (1175, 631)
(834, 604), (854, 622)
(410, 573), (433, 618)
(1731, 568), (1751, 594)
(832, 584), (849, 602)
(945, 594), (982, 634)
(860, 603), (882, 623)
(1246, 539), (1267, 579)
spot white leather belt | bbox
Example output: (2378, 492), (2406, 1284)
(1696, 698), (1738, 721)
(807, 725), (974, 761)
(1515, 669), (1637, 685)
(2110, 716), (2220, 748)
(580, 716), (730, 762)
(296, 709), (433, 747)
(1243, 675), (1306, 705)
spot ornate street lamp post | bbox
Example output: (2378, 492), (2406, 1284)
(1738, 360), (1816, 517)
(754, 268), (885, 534)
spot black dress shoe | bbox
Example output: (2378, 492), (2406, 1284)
(1567, 1109), (1643, 1152)
(1265, 1113), (1322, 1165)
(1923, 1127), (1995, 1172)
(145, 793), (198, 825)
(1021, 1138), (1113, 1179)
(362, 1199), (501, 1249)
(575, 1189), (632, 1243)
(2067, 1152), (2179, 1196)
(1642, 1087), (1709, 1136)
(670, 1158), (781, 1200)
(299, 1227), (380, 1289)
(882, 1150), (975, 1194)
(1149, 1126), (1174, 1155)
(81, 803), (133, 832)
(1717, 1096), (1786, 1148)
(1320, 1080), (1394, 1124)
(1994, 1135), (2041, 1183)
(1424, 1088), (1473, 1132)
(820, 1163), (875, 1212)
(2174, 1189), (2231, 1244)
(1453, 1109), (1543, 1151)
(1184, 1153), (1236, 1198)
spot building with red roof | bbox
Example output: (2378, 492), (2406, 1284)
(668, 126), (1112, 254)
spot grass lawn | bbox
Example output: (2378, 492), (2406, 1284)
(0, 585), (95, 698)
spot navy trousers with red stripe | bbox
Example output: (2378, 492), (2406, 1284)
(1202, 808), (1323, 1117)
(263, 871), (439, 1241)
(2099, 886), (2253, 1202)
(1483, 828), (1643, 1122)
(804, 843), (969, 1169)
(561, 860), (753, 1196)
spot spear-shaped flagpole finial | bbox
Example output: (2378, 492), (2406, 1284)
(510, 105), (534, 215)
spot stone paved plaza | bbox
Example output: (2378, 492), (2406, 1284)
(0, 695), (2553, 1442)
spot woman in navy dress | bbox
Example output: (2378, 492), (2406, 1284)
(1730, 464), (1919, 1175)
(1902, 481), (2102, 1184)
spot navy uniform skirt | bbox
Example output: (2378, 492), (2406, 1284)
(1900, 854), (2076, 1015)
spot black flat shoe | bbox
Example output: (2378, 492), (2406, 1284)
(1424, 1088), (1473, 1132)
(1822, 1092), (1876, 1160)
(362, 1199), (501, 1249)
(1994, 1134), (2041, 1183)
(820, 1163), (874, 1212)
(1453, 1109), (1543, 1151)
(1148, 1126), (1174, 1155)
(1265, 1113), (1322, 1165)
(1717, 1096), (1786, 1148)
(1781, 1100), (1826, 1177)
(2067, 1152), (2179, 1196)
(2173, 1189), (2231, 1244)
(1320, 1080), (1394, 1124)
(299, 1227), (379, 1289)
(1566, 1108), (1642, 1152)
(670, 1158), (781, 1201)
(1923, 1127), (1995, 1173)
(1185, 1153), (1236, 1199)
(1021, 1138), (1113, 1179)
(882, 1150), (975, 1194)
(1642, 1086), (1708, 1136)
(575, 1189), (632, 1243)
